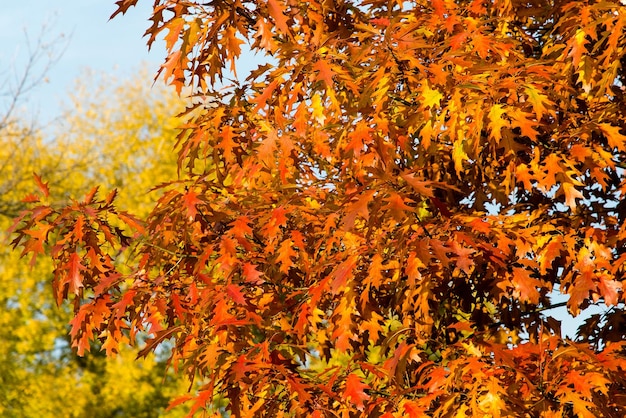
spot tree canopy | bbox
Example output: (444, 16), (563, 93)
(10, 0), (626, 416)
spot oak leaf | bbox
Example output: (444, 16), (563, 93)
(343, 373), (370, 411)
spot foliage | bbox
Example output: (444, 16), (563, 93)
(1, 72), (187, 417)
(10, 0), (626, 416)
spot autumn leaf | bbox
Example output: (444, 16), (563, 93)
(242, 262), (264, 284)
(343, 373), (370, 411)
(226, 284), (247, 305)
(561, 182), (584, 211)
(450, 240), (474, 274)
(267, 0), (289, 34)
(472, 33), (491, 59)
(331, 255), (358, 294)
(182, 189), (201, 219)
(569, 29), (588, 67)
(523, 85), (551, 120)
(420, 83), (443, 109)
(402, 173), (434, 198)
(313, 60), (335, 87)
(487, 104), (508, 142)
(110, 0), (139, 19)
(66, 252), (85, 295)
(511, 267), (542, 304)
(452, 139), (468, 176)
(276, 239), (297, 273)
(33, 173), (50, 198)
(310, 93), (325, 124)
(597, 275), (621, 306)
(343, 189), (375, 228)
(599, 123), (626, 152)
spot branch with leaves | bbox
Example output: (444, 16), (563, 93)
(10, 0), (626, 416)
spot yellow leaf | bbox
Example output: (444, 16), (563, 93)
(487, 104), (508, 142)
(461, 341), (482, 357)
(311, 94), (326, 124)
(524, 85), (551, 120)
(420, 83), (443, 109)
(420, 120), (435, 149)
(452, 139), (468, 176)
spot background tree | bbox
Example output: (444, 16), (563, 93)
(1, 63), (188, 416)
(10, 0), (626, 416)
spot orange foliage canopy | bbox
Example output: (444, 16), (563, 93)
(10, 0), (626, 416)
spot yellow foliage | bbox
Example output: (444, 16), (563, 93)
(0, 69), (188, 417)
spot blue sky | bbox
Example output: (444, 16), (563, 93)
(1, 0), (266, 124)
(0, 0), (162, 124)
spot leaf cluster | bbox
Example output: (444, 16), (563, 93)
(10, 0), (626, 416)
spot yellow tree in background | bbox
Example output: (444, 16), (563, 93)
(0, 71), (188, 417)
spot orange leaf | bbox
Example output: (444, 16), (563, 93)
(511, 267), (541, 304)
(598, 275), (621, 306)
(267, 0), (289, 34)
(599, 123), (626, 152)
(569, 29), (588, 67)
(33, 173), (49, 198)
(226, 284), (247, 305)
(118, 212), (145, 234)
(231, 216), (253, 238)
(182, 189), (201, 219)
(344, 373), (370, 411)
(313, 60), (335, 87)
(166, 395), (193, 412)
(242, 262), (264, 284)
(331, 255), (358, 294)
(472, 33), (491, 59)
(276, 239), (297, 273)
(343, 189), (375, 229)
(66, 252), (85, 295)
(561, 183), (584, 211)
(402, 173), (434, 198)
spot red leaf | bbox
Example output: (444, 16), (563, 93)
(22, 193), (39, 203)
(242, 262), (264, 284)
(344, 373), (370, 411)
(370, 17), (390, 27)
(231, 355), (250, 380)
(67, 252), (85, 295)
(33, 173), (49, 198)
(331, 255), (358, 294)
(226, 284), (247, 305)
